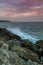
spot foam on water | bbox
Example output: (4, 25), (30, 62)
(7, 27), (39, 43)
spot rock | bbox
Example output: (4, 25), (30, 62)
(0, 39), (8, 50)
(0, 46), (26, 65)
(0, 28), (21, 41)
(36, 40), (43, 49)
(35, 40), (43, 64)
(21, 39), (33, 50)
(35, 40), (43, 55)
(7, 39), (20, 50)
(40, 56), (43, 64)
(21, 39), (39, 54)
(0, 48), (10, 65)
(32, 45), (40, 54)
(0, 28), (42, 65)
(0, 36), (6, 42)
(24, 49), (40, 63)
(11, 45), (27, 59)
(11, 45), (40, 63)
(9, 51), (26, 65)
(27, 60), (40, 65)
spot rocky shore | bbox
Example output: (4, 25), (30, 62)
(0, 28), (43, 65)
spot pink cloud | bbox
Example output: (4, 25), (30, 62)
(0, 0), (43, 21)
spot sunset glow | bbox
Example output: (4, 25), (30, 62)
(0, 0), (43, 22)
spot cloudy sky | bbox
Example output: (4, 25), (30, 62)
(0, 0), (43, 22)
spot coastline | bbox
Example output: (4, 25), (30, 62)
(0, 27), (43, 65)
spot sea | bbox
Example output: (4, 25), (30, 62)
(0, 22), (43, 43)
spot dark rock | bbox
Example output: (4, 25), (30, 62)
(21, 39), (39, 54)
(35, 40), (43, 64)
(35, 40), (43, 55)
(20, 39), (33, 49)
(36, 40), (43, 49)
(0, 28), (42, 65)
(0, 28), (21, 41)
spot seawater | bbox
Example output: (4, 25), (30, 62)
(0, 22), (43, 43)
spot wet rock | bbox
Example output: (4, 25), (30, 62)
(0, 28), (21, 41)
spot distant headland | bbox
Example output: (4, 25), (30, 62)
(0, 20), (11, 22)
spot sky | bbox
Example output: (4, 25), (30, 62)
(0, 0), (43, 22)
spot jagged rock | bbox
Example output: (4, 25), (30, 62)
(25, 49), (40, 63)
(0, 28), (42, 65)
(20, 39), (34, 51)
(0, 47), (26, 65)
(0, 40), (8, 50)
(0, 28), (21, 41)
(0, 36), (6, 42)
(0, 47), (40, 65)
(21, 39), (39, 54)
(35, 40), (43, 56)
(11, 45), (40, 63)
(9, 51), (26, 65)
(32, 45), (40, 54)
(0, 48), (9, 65)
(36, 40), (43, 49)
(35, 40), (43, 64)
(21, 39), (33, 48)
(7, 39), (20, 50)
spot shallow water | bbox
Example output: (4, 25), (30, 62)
(0, 22), (43, 43)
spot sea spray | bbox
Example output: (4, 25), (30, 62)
(7, 27), (39, 43)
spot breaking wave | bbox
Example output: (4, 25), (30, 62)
(7, 27), (39, 43)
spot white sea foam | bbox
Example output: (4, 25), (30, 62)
(7, 27), (39, 43)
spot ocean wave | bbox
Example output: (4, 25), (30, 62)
(7, 27), (39, 43)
